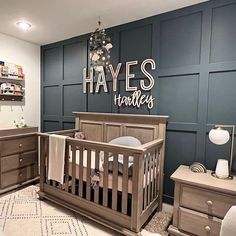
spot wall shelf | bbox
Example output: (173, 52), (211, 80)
(0, 63), (25, 102)
(0, 76), (25, 82)
(0, 75), (25, 101)
(0, 94), (23, 101)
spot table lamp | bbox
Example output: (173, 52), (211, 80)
(209, 125), (235, 179)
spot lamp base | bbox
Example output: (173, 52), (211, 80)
(211, 171), (233, 180)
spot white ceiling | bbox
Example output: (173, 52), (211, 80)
(0, 0), (208, 45)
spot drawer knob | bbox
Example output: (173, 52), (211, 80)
(205, 226), (211, 232)
(207, 200), (213, 206)
(19, 173), (23, 177)
(19, 143), (23, 148)
(19, 158), (23, 163)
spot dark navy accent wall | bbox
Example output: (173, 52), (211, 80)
(41, 0), (236, 203)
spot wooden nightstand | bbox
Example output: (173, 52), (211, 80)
(168, 165), (236, 236)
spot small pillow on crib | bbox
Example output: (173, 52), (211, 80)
(109, 136), (141, 147)
(107, 136), (141, 177)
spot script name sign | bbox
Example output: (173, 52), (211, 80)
(83, 59), (156, 109)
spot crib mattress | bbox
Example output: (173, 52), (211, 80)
(68, 150), (155, 194)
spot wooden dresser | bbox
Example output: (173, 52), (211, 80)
(0, 127), (39, 194)
(168, 165), (236, 236)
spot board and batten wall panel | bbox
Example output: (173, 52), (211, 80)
(42, 39), (87, 130)
(41, 0), (236, 203)
(119, 24), (153, 71)
(159, 12), (202, 68)
(87, 82), (113, 113)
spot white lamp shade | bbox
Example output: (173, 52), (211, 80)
(209, 128), (230, 145)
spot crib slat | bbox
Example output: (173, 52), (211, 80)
(144, 154), (148, 209)
(141, 154), (145, 211)
(154, 148), (158, 198)
(112, 153), (118, 211)
(94, 150), (100, 204)
(149, 151), (152, 202)
(151, 151), (155, 201)
(86, 149), (91, 200)
(79, 148), (84, 198)
(147, 153), (151, 205)
(72, 145), (76, 195)
(64, 143), (69, 192)
(152, 149), (156, 198)
(155, 148), (160, 197)
(122, 154), (129, 215)
(40, 137), (45, 191)
(103, 151), (109, 207)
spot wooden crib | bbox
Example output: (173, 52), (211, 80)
(38, 112), (168, 236)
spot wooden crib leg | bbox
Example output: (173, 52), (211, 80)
(38, 191), (46, 200)
(131, 154), (144, 232)
(157, 143), (165, 212)
(158, 125), (166, 211)
(39, 136), (46, 193)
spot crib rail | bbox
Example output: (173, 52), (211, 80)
(38, 130), (163, 232)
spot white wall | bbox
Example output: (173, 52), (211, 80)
(0, 33), (40, 128)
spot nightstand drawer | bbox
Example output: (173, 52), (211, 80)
(179, 207), (221, 236)
(1, 165), (38, 189)
(1, 151), (38, 173)
(181, 184), (236, 218)
(0, 135), (37, 156)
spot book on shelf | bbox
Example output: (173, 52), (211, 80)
(0, 61), (24, 79)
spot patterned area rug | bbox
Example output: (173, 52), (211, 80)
(0, 186), (171, 236)
(144, 211), (172, 236)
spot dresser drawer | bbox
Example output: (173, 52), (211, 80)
(179, 207), (221, 236)
(1, 164), (38, 189)
(180, 184), (236, 218)
(0, 135), (37, 156)
(1, 151), (38, 173)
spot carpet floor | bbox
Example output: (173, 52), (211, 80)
(0, 186), (171, 236)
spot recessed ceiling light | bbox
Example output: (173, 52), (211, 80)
(16, 21), (31, 31)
